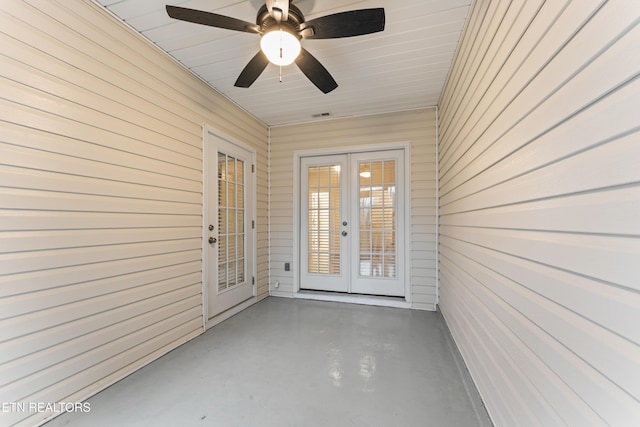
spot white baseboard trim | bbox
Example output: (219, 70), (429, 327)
(205, 297), (257, 330)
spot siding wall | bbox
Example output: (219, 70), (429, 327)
(438, 0), (640, 425)
(269, 109), (438, 310)
(0, 1), (267, 426)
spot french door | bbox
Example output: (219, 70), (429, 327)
(205, 131), (255, 319)
(300, 150), (405, 297)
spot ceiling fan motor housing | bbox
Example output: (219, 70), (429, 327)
(256, 4), (304, 37)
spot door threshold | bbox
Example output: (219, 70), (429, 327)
(295, 290), (410, 309)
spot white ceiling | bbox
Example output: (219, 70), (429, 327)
(96, 0), (471, 126)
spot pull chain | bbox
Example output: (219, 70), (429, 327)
(279, 35), (283, 82)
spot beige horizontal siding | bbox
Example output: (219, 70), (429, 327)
(0, 0), (267, 425)
(438, 0), (640, 425)
(269, 109), (438, 310)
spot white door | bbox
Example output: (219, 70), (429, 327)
(300, 155), (349, 292)
(205, 131), (255, 319)
(300, 150), (405, 297)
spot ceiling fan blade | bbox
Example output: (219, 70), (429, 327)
(302, 8), (385, 39)
(166, 5), (260, 34)
(295, 48), (338, 94)
(234, 51), (270, 88)
(266, 0), (289, 22)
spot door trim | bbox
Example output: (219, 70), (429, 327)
(202, 124), (257, 330)
(293, 141), (412, 304)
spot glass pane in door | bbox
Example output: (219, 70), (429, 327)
(359, 160), (396, 278)
(307, 165), (341, 275)
(218, 153), (246, 292)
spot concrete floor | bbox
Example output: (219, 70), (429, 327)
(45, 298), (492, 427)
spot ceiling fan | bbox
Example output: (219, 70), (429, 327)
(165, 1), (385, 94)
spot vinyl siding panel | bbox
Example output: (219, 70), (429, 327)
(438, 0), (640, 425)
(269, 109), (438, 310)
(0, 1), (267, 425)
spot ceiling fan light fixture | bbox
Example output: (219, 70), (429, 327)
(260, 28), (301, 66)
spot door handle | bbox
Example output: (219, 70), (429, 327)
(209, 237), (217, 244)
(342, 231), (348, 237)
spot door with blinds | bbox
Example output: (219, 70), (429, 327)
(205, 131), (255, 319)
(300, 150), (405, 297)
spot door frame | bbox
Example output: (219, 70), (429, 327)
(202, 124), (257, 330)
(293, 141), (412, 306)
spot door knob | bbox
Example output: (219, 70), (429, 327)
(342, 231), (348, 237)
(209, 237), (217, 244)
